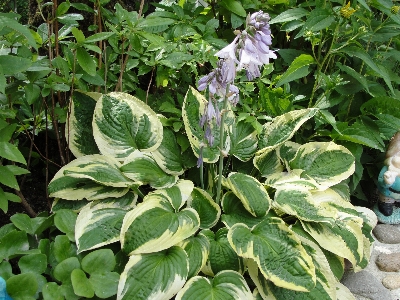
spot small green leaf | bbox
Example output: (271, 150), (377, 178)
(53, 257), (80, 283)
(71, 268), (95, 298)
(54, 209), (77, 242)
(221, 0), (247, 17)
(0, 166), (19, 190)
(0, 55), (32, 75)
(56, 1), (70, 16)
(276, 54), (315, 87)
(82, 249), (116, 274)
(85, 32), (115, 43)
(18, 253), (47, 274)
(270, 8), (309, 24)
(42, 282), (63, 300)
(52, 235), (77, 263)
(89, 272), (119, 298)
(76, 47), (96, 76)
(0, 141), (26, 164)
(6, 273), (38, 299)
(0, 230), (29, 260)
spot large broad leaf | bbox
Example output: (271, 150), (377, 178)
(120, 196), (199, 255)
(222, 173), (271, 217)
(75, 193), (137, 253)
(182, 87), (229, 163)
(258, 108), (317, 154)
(229, 120), (258, 162)
(117, 246), (188, 300)
(300, 211), (364, 267)
(66, 91), (99, 157)
(151, 127), (185, 175)
(273, 188), (337, 224)
(289, 142), (355, 190)
(264, 169), (319, 190)
(253, 148), (284, 178)
(275, 54), (315, 87)
(187, 188), (221, 229)
(228, 218), (316, 292)
(221, 192), (268, 229)
(361, 96), (400, 118)
(200, 229), (244, 276)
(176, 271), (253, 300)
(121, 150), (178, 189)
(178, 235), (210, 279)
(48, 158), (129, 201)
(61, 155), (134, 187)
(93, 92), (163, 160)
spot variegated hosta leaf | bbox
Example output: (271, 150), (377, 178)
(321, 248), (345, 281)
(253, 148), (283, 178)
(200, 228), (244, 276)
(229, 120), (258, 162)
(228, 218), (316, 292)
(117, 246), (188, 300)
(75, 192), (137, 253)
(151, 127), (185, 175)
(148, 180), (194, 211)
(93, 92), (163, 160)
(182, 86), (229, 163)
(221, 192), (267, 229)
(121, 150), (178, 189)
(48, 158), (129, 201)
(61, 155), (134, 187)
(353, 206), (377, 271)
(257, 108), (317, 154)
(273, 188), (336, 224)
(66, 91), (99, 158)
(176, 270), (253, 300)
(248, 258), (331, 300)
(289, 142), (355, 190)
(335, 282), (356, 300)
(120, 196), (200, 255)
(222, 172), (271, 217)
(264, 169), (319, 190)
(300, 213), (364, 267)
(276, 141), (300, 170)
(187, 188), (221, 229)
(178, 235), (210, 279)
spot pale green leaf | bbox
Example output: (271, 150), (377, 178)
(71, 269), (95, 298)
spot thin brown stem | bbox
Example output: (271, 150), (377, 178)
(14, 190), (37, 217)
(146, 67), (155, 104)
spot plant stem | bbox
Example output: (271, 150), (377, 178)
(215, 86), (230, 204)
(15, 190), (37, 217)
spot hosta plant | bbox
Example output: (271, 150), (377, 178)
(46, 86), (376, 299)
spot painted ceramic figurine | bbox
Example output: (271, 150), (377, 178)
(0, 277), (12, 300)
(376, 132), (400, 221)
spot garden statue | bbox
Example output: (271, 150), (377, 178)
(0, 277), (12, 300)
(375, 132), (400, 224)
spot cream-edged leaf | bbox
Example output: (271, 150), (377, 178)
(148, 180), (194, 211)
(93, 92), (163, 159)
(117, 246), (188, 300)
(120, 197), (200, 255)
(264, 170), (319, 190)
(228, 218), (315, 292)
(229, 120), (258, 162)
(253, 148), (284, 178)
(121, 150), (178, 189)
(178, 235), (210, 279)
(176, 271), (253, 300)
(222, 173), (271, 217)
(187, 188), (221, 229)
(75, 193), (137, 253)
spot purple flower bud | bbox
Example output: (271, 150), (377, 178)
(205, 125), (214, 146)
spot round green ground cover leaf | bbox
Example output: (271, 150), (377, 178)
(176, 270), (253, 300)
(6, 273), (38, 299)
(228, 217), (316, 292)
(258, 108), (317, 153)
(121, 150), (178, 189)
(289, 142), (355, 190)
(52, 235), (78, 264)
(221, 192), (268, 229)
(42, 282), (63, 300)
(117, 246), (188, 300)
(0, 230), (29, 260)
(188, 188), (221, 229)
(55, 209), (77, 242)
(53, 257), (80, 283)
(222, 173), (271, 217)
(93, 92), (163, 160)
(229, 120), (258, 162)
(82, 249), (115, 274)
(67, 91), (99, 157)
(151, 127), (185, 175)
(0, 261), (12, 280)
(71, 268), (95, 298)
(18, 253), (47, 274)
(182, 87), (227, 163)
(178, 235), (210, 279)
(90, 272), (119, 299)
(75, 195), (136, 253)
(121, 197), (199, 255)
(200, 229), (244, 276)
